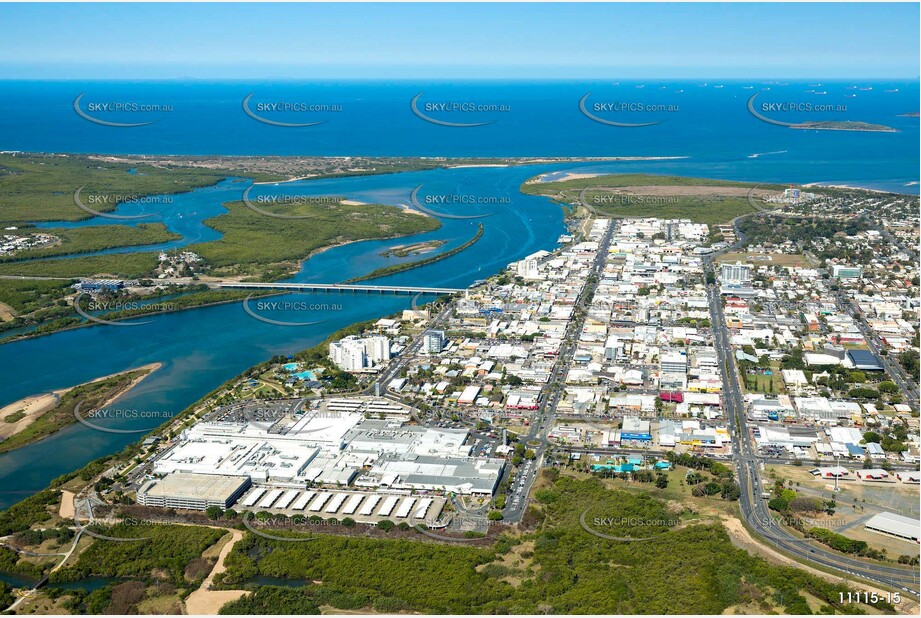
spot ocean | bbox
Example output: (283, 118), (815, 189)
(0, 79), (917, 193)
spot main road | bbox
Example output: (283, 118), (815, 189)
(504, 220), (616, 522)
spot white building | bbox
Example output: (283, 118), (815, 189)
(422, 330), (445, 355)
(329, 335), (391, 371)
(720, 261), (753, 285)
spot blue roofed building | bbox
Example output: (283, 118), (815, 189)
(846, 349), (884, 372)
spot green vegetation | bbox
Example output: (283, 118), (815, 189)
(346, 223), (483, 283)
(188, 199), (440, 274)
(220, 586), (321, 614)
(791, 121), (896, 132)
(213, 475), (887, 614)
(521, 173), (785, 225)
(738, 215), (872, 250)
(51, 523), (225, 586)
(899, 349), (919, 378)
(3, 410), (26, 423)
(0, 251), (160, 279)
(807, 527), (869, 555)
(0, 543), (48, 579)
(0, 580), (12, 610)
(0, 367), (155, 454)
(0, 277), (73, 315)
(0, 153), (281, 225)
(0, 224), (179, 262)
(0, 488), (60, 536)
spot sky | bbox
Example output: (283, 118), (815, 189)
(0, 2), (918, 79)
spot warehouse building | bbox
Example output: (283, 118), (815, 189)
(137, 472), (251, 510)
(863, 512), (920, 543)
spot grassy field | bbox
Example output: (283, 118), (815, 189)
(189, 199), (440, 270)
(521, 173), (787, 225)
(0, 153), (282, 225)
(742, 368), (785, 395)
(716, 252), (813, 268)
(0, 224), (180, 262)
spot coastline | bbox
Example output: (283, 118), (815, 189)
(802, 182), (908, 195)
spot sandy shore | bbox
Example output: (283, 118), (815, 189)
(802, 182), (893, 194)
(0, 362), (162, 443)
(251, 175), (315, 185)
(537, 172), (602, 183)
(0, 391), (65, 439)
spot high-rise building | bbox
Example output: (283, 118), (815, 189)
(423, 330), (445, 355)
(720, 261), (752, 285)
(364, 335), (392, 363)
(329, 337), (367, 371)
(329, 335), (391, 371)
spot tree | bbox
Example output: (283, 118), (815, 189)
(878, 381), (898, 394)
(523, 449), (536, 460)
(487, 510), (504, 521)
(377, 520), (394, 532)
(205, 505), (224, 520)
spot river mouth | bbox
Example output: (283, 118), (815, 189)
(0, 161), (574, 510)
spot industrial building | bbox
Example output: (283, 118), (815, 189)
(145, 398), (504, 511)
(863, 511), (920, 543)
(137, 472), (250, 510)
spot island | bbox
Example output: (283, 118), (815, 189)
(789, 120), (898, 132)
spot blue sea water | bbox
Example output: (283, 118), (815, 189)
(0, 79), (917, 192)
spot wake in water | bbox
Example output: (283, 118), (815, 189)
(748, 150), (788, 159)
